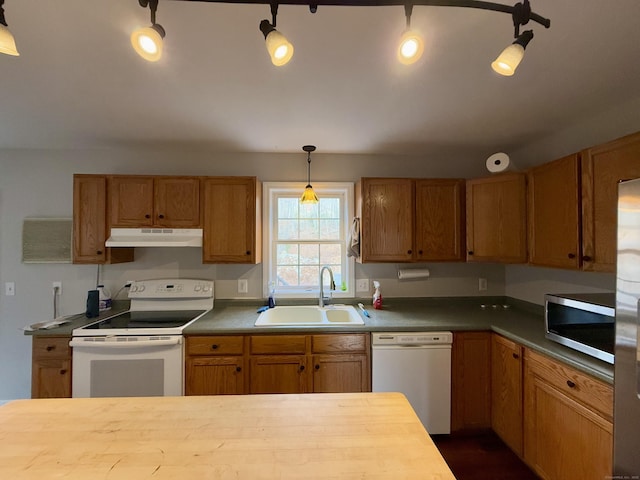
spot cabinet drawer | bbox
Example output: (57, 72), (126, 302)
(312, 334), (368, 353)
(250, 335), (307, 355)
(32, 337), (71, 359)
(525, 349), (613, 420)
(186, 336), (244, 356)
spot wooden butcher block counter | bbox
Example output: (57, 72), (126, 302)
(0, 392), (455, 480)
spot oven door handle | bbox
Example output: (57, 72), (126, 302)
(69, 338), (182, 349)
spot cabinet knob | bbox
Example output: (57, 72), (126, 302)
(407, 250), (412, 254)
(299, 365), (305, 372)
(46, 345), (56, 352)
(468, 251), (474, 255)
(315, 364), (320, 370)
(158, 214), (165, 219)
(418, 250), (423, 255)
(568, 253), (576, 259)
(145, 214), (151, 219)
(211, 344), (219, 350)
(582, 255), (592, 262)
(246, 251), (251, 255)
(59, 369), (67, 375)
(235, 366), (242, 372)
(96, 250), (103, 255)
(566, 380), (576, 388)
(512, 353), (519, 359)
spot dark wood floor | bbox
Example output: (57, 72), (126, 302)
(432, 431), (539, 480)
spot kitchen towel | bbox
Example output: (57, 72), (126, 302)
(347, 217), (360, 258)
(397, 268), (430, 280)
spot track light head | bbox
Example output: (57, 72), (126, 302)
(398, 5), (423, 65)
(131, 0), (165, 62)
(491, 29), (533, 76)
(260, 19), (294, 66)
(0, 0), (19, 56)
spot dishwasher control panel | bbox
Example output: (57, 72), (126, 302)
(372, 332), (453, 345)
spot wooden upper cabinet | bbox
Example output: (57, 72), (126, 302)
(109, 175), (200, 228)
(202, 177), (262, 264)
(357, 177), (465, 263)
(528, 154), (581, 269)
(581, 131), (640, 272)
(73, 175), (133, 264)
(466, 173), (527, 263)
(358, 178), (414, 262)
(415, 179), (466, 261)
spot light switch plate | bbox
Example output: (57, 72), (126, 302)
(479, 278), (488, 291)
(238, 279), (248, 294)
(356, 279), (370, 293)
(5, 282), (15, 296)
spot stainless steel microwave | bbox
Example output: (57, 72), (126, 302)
(544, 293), (615, 364)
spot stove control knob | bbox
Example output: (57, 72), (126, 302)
(138, 285), (145, 292)
(203, 285), (211, 292)
(130, 285), (138, 292)
(195, 285), (202, 292)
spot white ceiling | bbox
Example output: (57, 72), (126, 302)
(1, 0), (640, 158)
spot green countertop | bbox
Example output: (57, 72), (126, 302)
(25, 296), (614, 384)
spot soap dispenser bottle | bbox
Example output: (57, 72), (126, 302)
(268, 282), (276, 308)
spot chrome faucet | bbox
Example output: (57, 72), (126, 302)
(319, 266), (336, 307)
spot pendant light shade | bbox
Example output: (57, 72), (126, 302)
(260, 19), (293, 67)
(0, 23), (18, 56)
(300, 145), (319, 204)
(492, 30), (534, 76)
(131, 24), (165, 62)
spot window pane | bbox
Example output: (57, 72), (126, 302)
(300, 266), (319, 286)
(300, 203), (318, 219)
(278, 219), (299, 240)
(277, 244), (299, 265)
(299, 219), (319, 240)
(320, 244), (342, 264)
(276, 266), (298, 287)
(299, 244), (319, 265)
(319, 219), (340, 240)
(278, 197), (299, 219)
(319, 198), (340, 219)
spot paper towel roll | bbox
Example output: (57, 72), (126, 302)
(397, 268), (430, 280)
(486, 152), (515, 173)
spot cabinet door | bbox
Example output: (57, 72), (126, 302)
(528, 154), (581, 269)
(109, 176), (155, 227)
(451, 331), (491, 431)
(185, 357), (245, 395)
(73, 175), (108, 263)
(154, 177), (201, 227)
(415, 179), (466, 261)
(202, 177), (261, 264)
(582, 131), (640, 272)
(31, 337), (72, 399)
(491, 334), (523, 457)
(249, 355), (309, 393)
(312, 354), (369, 393)
(466, 173), (527, 263)
(524, 360), (613, 480)
(358, 178), (414, 262)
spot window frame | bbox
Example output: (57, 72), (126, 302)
(262, 182), (355, 299)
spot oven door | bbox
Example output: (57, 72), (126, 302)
(69, 336), (184, 398)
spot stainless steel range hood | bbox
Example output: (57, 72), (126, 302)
(105, 228), (203, 247)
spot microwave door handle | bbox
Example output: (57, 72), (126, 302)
(69, 338), (181, 349)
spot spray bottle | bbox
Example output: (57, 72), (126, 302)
(372, 281), (383, 310)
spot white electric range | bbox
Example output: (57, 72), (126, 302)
(70, 278), (213, 398)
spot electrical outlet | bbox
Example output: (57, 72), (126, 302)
(238, 279), (248, 294)
(52, 281), (62, 294)
(479, 278), (488, 291)
(356, 279), (370, 293)
(5, 282), (15, 296)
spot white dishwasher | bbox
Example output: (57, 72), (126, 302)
(372, 331), (452, 434)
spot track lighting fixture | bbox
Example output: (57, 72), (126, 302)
(491, 29), (533, 76)
(398, 4), (424, 65)
(0, 0), (19, 57)
(300, 145), (319, 204)
(131, 0), (166, 62)
(259, 3), (294, 66)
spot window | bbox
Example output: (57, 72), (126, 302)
(263, 182), (354, 298)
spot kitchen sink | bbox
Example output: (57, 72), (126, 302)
(254, 305), (365, 326)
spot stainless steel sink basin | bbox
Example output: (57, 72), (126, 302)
(254, 305), (365, 326)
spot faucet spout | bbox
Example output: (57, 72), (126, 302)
(319, 266), (335, 308)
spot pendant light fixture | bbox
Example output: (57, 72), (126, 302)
(259, 3), (294, 67)
(398, 4), (424, 65)
(0, 0), (19, 57)
(131, 0), (166, 62)
(300, 145), (319, 204)
(491, 29), (533, 76)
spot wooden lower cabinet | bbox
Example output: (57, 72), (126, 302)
(186, 333), (371, 396)
(491, 333), (524, 457)
(31, 336), (72, 398)
(523, 349), (613, 480)
(451, 331), (492, 431)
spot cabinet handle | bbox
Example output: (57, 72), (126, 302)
(299, 365), (305, 372)
(582, 255), (592, 262)
(211, 344), (219, 350)
(59, 369), (67, 375)
(512, 353), (519, 359)
(568, 253), (576, 259)
(235, 366), (242, 372)
(468, 251), (474, 255)
(158, 214), (165, 219)
(46, 345), (56, 352)
(145, 214), (151, 219)
(566, 380), (576, 388)
(315, 364), (320, 370)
